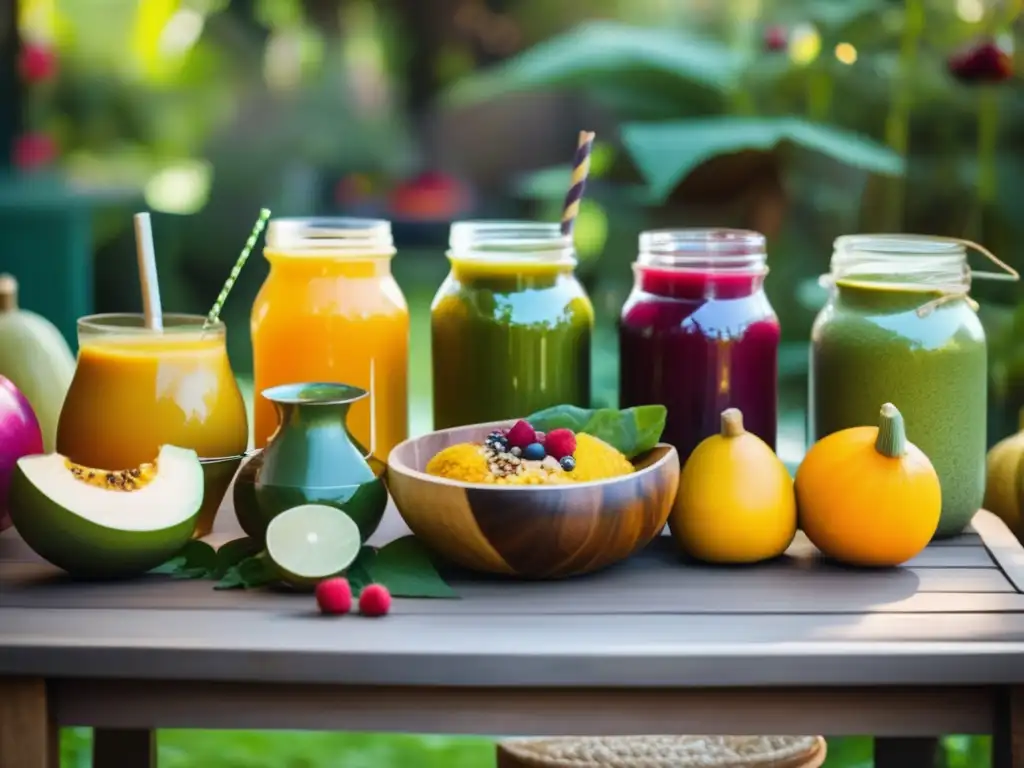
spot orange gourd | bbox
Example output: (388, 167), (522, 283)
(795, 402), (941, 567)
(670, 408), (796, 564)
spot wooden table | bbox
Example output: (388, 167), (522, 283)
(3, 502), (1024, 768)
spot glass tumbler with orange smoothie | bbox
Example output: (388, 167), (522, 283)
(56, 313), (249, 537)
(251, 218), (409, 461)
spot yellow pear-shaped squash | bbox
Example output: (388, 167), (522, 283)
(669, 408), (796, 564)
(984, 409), (1024, 538)
(796, 403), (941, 567)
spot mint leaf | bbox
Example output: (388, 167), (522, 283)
(527, 404), (594, 433)
(582, 408), (637, 457)
(367, 536), (458, 598)
(526, 403), (667, 458)
(214, 537), (261, 578)
(625, 405), (668, 457)
(214, 552), (276, 590)
(151, 540), (217, 579)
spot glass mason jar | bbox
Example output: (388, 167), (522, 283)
(431, 221), (594, 429)
(56, 313), (249, 537)
(809, 234), (992, 538)
(619, 229), (780, 463)
(252, 218), (409, 462)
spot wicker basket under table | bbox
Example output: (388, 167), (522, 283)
(497, 735), (827, 768)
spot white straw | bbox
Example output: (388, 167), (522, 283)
(133, 212), (163, 331)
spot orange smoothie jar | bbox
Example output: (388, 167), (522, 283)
(252, 218), (409, 461)
(56, 313), (249, 537)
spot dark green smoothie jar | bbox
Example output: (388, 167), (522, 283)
(431, 221), (594, 429)
(809, 234), (1017, 538)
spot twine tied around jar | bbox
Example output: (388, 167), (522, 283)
(822, 235), (1019, 318)
(914, 236), (1018, 317)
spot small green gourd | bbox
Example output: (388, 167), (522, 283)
(0, 274), (75, 451)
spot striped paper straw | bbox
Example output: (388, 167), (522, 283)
(204, 207), (271, 329)
(560, 130), (596, 237)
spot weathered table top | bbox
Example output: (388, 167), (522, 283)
(4, 498), (1024, 694)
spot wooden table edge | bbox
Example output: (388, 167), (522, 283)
(972, 511), (1024, 593)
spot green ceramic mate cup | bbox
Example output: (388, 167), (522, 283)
(233, 382), (388, 542)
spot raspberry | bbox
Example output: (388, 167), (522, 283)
(315, 577), (352, 615)
(359, 584), (392, 617)
(506, 420), (536, 449)
(544, 428), (577, 460)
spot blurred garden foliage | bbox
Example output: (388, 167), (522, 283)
(11, 3), (1024, 763)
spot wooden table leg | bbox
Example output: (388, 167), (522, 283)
(0, 677), (58, 768)
(93, 728), (156, 768)
(874, 736), (939, 768)
(994, 687), (1024, 768)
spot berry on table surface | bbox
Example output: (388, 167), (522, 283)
(544, 428), (577, 460)
(560, 455), (576, 472)
(523, 442), (546, 461)
(315, 577), (352, 615)
(507, 420), (537, 449)
(359, 583), (392, 617)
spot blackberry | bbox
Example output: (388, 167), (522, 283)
(486, 433), (510, 452)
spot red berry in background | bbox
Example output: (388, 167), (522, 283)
(506, 420), (537, 449)
(358, 583), (392, 617)
(389, 170), (469, 221)
(315, 577), (352, 615)
(544, 428), (577, 460)
(12, 133), (56, 171)
(19, 42), (57, 83)
(948, 40), (1013, 84)
(763, 25), (788, 52)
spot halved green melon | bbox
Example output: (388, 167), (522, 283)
(9, 444), (204, 578)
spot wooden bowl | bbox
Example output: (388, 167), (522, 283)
(387, 420), (679, 579)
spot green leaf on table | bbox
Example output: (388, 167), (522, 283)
(345, 546), (377, 595)
(366, 536), (458, 599)
(149, 540), (217, 578)
(444, 21), (743, 115)
(526, 404), (667, 459)
(148, 556), (187, 575)
(214, 537), (262, 578)
(214, 552), (276, 590)
(621, 117), (906, 203)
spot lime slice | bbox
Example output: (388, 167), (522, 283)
(265, 504), (362, 590)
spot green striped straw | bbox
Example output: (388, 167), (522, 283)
(204, 208), (271, 329)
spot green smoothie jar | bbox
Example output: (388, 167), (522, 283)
(810, 234), (1017, 538)
(431, 221), (594, 429)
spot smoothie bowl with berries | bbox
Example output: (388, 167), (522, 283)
(387, 405), (679, 579)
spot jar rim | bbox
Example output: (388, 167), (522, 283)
(637, 228), (767, 271)
(829, 234), (970, 292)
(265, 217), (396, 257)
(77, 312), (225, 337)
(834, 234), (966, 257)
(448, 220), (575, 264)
